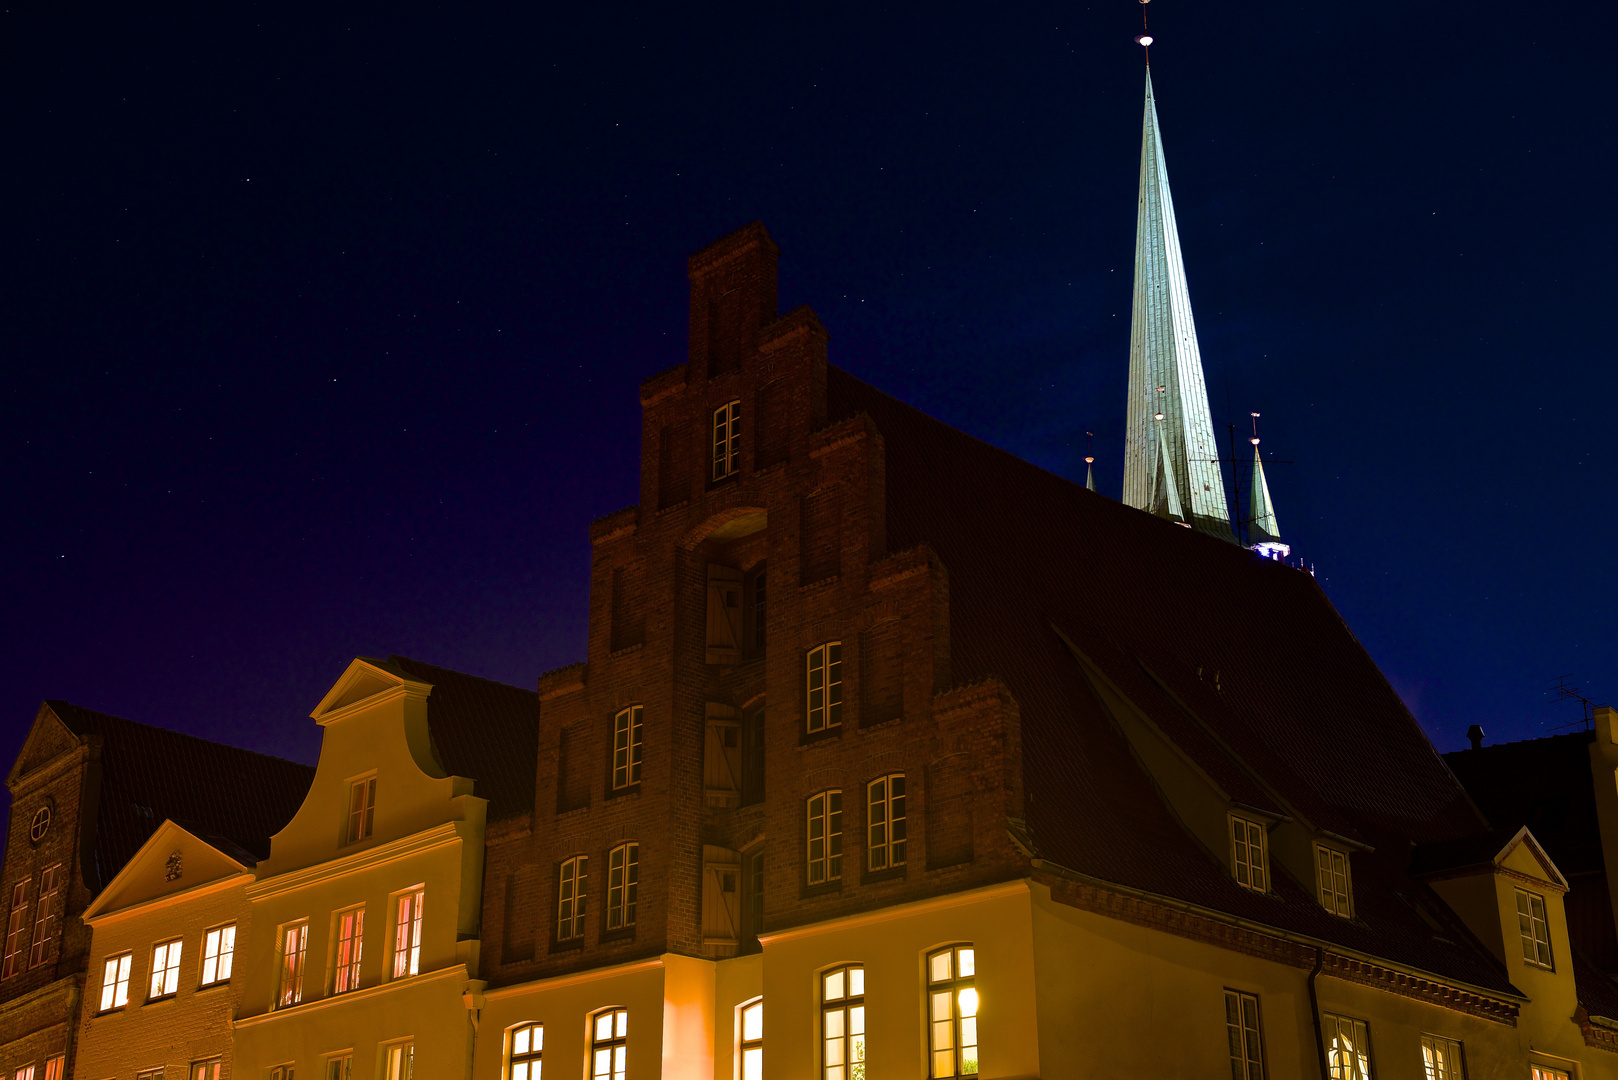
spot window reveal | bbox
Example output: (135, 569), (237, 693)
(334, 907), (364, 993)
(607, 843), (639, 930)
(393, 888), (425, 978)
(927, 945), (978, 1078)
(613, 705), (644, 790)
(807, 791), (843, 885)
(591, 1008), (629, 1080)
(558, 856), (588, 941)
(806, 643), (843, 733)
(867, 774), (907, 871)
(822, 965), (866, 1080)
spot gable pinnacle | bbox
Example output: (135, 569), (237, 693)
(1247, 413), (1289, 559)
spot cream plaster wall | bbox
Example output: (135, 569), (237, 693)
(475, 960), (675, 1080)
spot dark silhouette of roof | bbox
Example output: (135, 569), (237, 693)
(1444, 732), (1604, 878)
(46, 701), (314, 885)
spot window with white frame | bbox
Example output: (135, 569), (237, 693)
(740, 999), (763, 1080)
(558, 856), (588, 941)
(867, 774), (906, 872)
(1230, 816), (1268, 893)
(806, 643), (843, 733)
(98, 951), (132, 1012)
(1316, 845), (1352, 917)
(324, 1055), (351, 1080)
(927, 945), (978, 1078)
(28, 865), (60, 967)
(3, 881), (28, 978)
(135, 1070), (161, 1080)
(148, 938), (182, 1000)
(191, 1058), (223, 1080)
(821, 965), (865, 1080)
(43, 1057), (63, 1080)
(1531, 1066), (1571, 1080)
(384, 1042), (414, 1080)
(591, 1008), (629, 1080)
(200, 924), (235, 987)
(268, 1065), (294, 1080)
(393, 888), (424, 978)
(1516, 888), (1553, 968)
(509, 1022), (542, 1080)
(807, 791), (843, 885)
(14, 1065), (34, 1080)
(334, 906), (364, 993)
(347, 776), (376, 843)
(613, 705), (644, 789)
(277, 921), (308, 1007)
(1323, 1012), (1373, 1080)
(712, 400), (741, 481)
(608, 842), (639, 930)
(1224, 989), (1264, 1080)
(1420, 1034), (1463, 1080)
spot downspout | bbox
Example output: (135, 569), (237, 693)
(1309, 946), (1331, 1079)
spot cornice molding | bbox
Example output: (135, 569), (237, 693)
(484, 957), (665, 1001)
(234, 963), (469, 1028)
(759, 880), (1029, 945)
(247, 822), (463, 899)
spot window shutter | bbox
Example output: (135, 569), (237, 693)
(706, 565), (744, 663)
(702, 845), (742, 948)
(704, 706), (742, 807)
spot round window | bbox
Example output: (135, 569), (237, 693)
(29, 805), (51, 842)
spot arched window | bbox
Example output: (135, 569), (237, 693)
(607, 843), (639, 930)
(591, 1008), (629, 1080)
(558, 856), (588, 941)
(807, 791), (843, 885)
(508, 1022), (542, 1080)
(739, 998), (763, 1080)
(821, 965), (864, 1080)
(926, 944), (978, 1078)
(866, 774), (906, 871)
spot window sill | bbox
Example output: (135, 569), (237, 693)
(94, 1007), (126, 1017)
(549, 936), (585, 955)
(800, 881), (843, 900)
(605, 784), (642, 803)
(599, 926), (637, 945)
(196, 980), (230, 994)
(609, 642), (644, 659)
(798, 726), (842, 749)
(144, 994), (176, 1006)
(862, 865), (907, 885)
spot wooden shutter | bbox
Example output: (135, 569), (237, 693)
(702, 845), (742, 949)
(706, 565), (744, 664)
(704, 704), (742, 807)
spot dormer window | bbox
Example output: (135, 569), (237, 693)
(348, 777), (376, 844)
(1515, 888), (1554, 968)
(712, 401), (741, 481)
(1230, 815), (1268, 893)
(1315, 845), (1353, 918)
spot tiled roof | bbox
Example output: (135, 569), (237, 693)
(387, 656), (538, 822)
(46, 701), (314, 884)
(1444, 732), (1605, 878)
(826, 367), (1521, 996)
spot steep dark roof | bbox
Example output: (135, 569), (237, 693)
(1444, 732), (1604, 878)
(387, 656), (538, 822)
(46, 701), (314, 885)
(826, 367), (1519, 996)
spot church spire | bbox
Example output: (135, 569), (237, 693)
(1122, 67), (1233, 540)
(1247, 413), (1289, 559)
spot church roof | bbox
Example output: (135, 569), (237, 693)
(827, 365), (1523, 997)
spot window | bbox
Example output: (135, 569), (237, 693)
(28, 866), (60, 968)
(269, 1066), (295, 1080)
(510, 1022), (543, 1080)
(325, 1056), (352, 1080)
(807, 791), (843, 885)
(613, 706), (644, 790)
(1224, 989), (1264, 1080)
(348, 776), (376, 843)
(1322, 1013), (1373, 1080)
(927, 945), (978, 1077)
(558, 856), (588, 941)
(1516, 888), (1553, 968)
(334, 906), (364, 993)
(200, 924), (235, 987)
(14, 1066), (34, 1080)
(99, 951), (133, 1011)
(740, 999), (763, 1080)
(713, 400), (741, 481)
(393, 888), (424, 978)
(385, 1043), (413, 1080)
(1230, 816), (1268, 893)
(806, 643), (843, 733)
(43, 1057), (62, 1080)
(1420, 1035), (1463, 1080)
(607, 843), (639, 930)
(1316, 846), (1352, 918)
(1531, 1067), (1571, 1080)
(592, 1008), (629, 1080)
(278, 921), (308, 1007)
(822, 965), (866, 1080)
(136, 1070), (161, 1080)
(867, 775), (907, 872)
(192, 1059), (223, 1080)
(3, 882), (28, 978)
(148, 938), (182, 999)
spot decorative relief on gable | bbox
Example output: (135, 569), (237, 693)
(165, 851), (183, 882)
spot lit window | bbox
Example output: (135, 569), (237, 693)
(713, 400), (741, 481)
(325, 1055), (352, 1080)
(385, 1042), (414, 1080)
(278, 921), (308, 1007)
(591, 1008), (629, 1080)
(510, 1022), (543, 1080)
(15, 1066), (34, 1080)
(393, 888), (425, 978)
(1516, 888), (1553, 968)
(1316, 846), (1352, 917)
(136, 1070), (162, 1080)
(806, 644), (843, 733)
(927, 945), (978, 1077)
(558, 856), (588, 941)
(867, 775), (907, 871)
(1224, 989), (1264, 1080)
(348, 777), (377, 843)
(613, 706), (644, 789)
(822, 965), (866, 1080)
(1531, 1067), (1571, 1080)
(29, 865), (60, 967)
(3, 881), (28, 978)
(334, 907), (364, 993)
(807, 791), (843, 885)
(1323, 1012), (1373, 1080)
(608, 843), (639, 930)
(200, 924), (235, 987)
(740, 999), (763, 1080)
(43, 1057), (63, 1080)
(1420, 1034), (1463, 1080)
(98, 951), (132, 1012)
(148, 938), (182, 999)
(192, 1059), (223, 1080)
(1230, 816), (1268, 893)
(268, 1066), (294, 1080)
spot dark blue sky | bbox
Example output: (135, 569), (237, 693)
(2, 1), (1612, 770)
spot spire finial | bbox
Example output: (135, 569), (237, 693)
(1136, 0), (1153, 63)
(1246, 412), (1289, 559)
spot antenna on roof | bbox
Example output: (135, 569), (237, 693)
(1548, 675), (1607, 731)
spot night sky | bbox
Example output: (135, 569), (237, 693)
(3, 1), (1613, 774)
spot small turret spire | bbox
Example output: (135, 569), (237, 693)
(1247, 412), (1289, 559)
(1084, 430), (1096, 492)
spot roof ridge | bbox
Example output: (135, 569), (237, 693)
(44, 699), (314, 772)
(386, 655), (536, 697)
